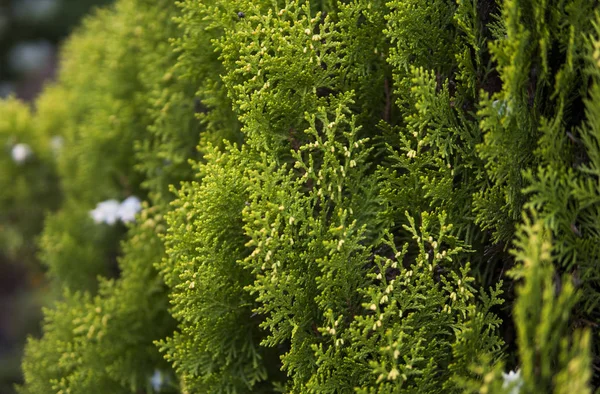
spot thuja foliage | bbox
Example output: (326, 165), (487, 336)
(0, 98), (61, 268)
(3, 0), (600, 392)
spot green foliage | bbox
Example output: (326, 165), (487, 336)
(469, 213), (592, 394)
(309, 212), (505, 394)
(521, 9), (600, 358)
(386, 0), (457, 75)
(21, 209), (175, 394)
(474, 0), (597, 244)
(0, 97), (60, 266)
(158, 145), (274, 393)
(240, 97), (381, 392)
(34, 1), (153, 291)
(509, 213), (591, 393)
(5, 0), (600, 392)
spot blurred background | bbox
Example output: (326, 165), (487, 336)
(0, 0), (112, 392)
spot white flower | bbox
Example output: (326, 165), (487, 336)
(90, 196), (142, 225)
(150, 369), (163, 392)
(117, 196), (142, 223)
(493, 99), (511, 117)
(502, 369), (523, 394)
(90, 199), (121, 225)
(11, 143), (32, 164)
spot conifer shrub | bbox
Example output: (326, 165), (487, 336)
(3, 0), (600, 392)
(0, 97), (60, 268)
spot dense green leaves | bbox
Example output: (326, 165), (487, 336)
(4, 0), (600, 392)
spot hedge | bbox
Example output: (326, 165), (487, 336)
(1, 0), (599, 393)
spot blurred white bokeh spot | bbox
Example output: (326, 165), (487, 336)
(117, 196), (142, 223)
(11, 143), (32, 164)
(90, 199), (121, 225)
(90, 197), (142, 225)
(8, 40), (53, 75)
(13, 0), (61, 22)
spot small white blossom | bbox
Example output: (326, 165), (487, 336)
(11, 143), (32, 164)
(150, 369), (164, 392)
(502, 369), (523, 394)
(117, 196), (142, 223)
(90, 199), (121, 225)
(493, 99), (511, 117)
